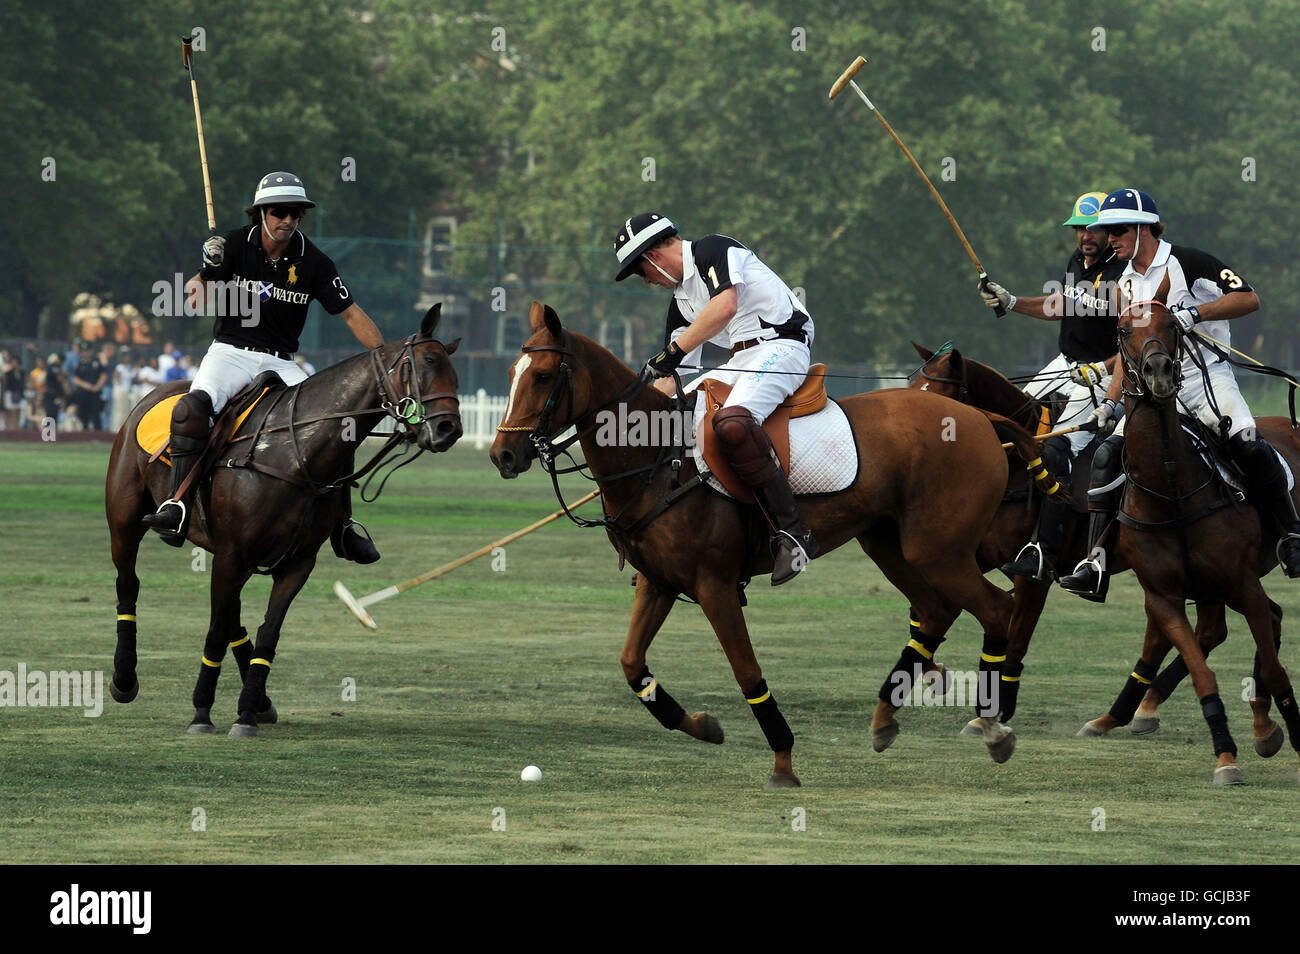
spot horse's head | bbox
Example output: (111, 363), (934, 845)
(1118, 299), (1180, 403)
(387, 302), (463, 452)
(910, 341), (967, 401)
(491, 301), (597, 479)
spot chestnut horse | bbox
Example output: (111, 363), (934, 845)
(105, 305), (462, 736)
(489, 302), (1044, 788)
(1077, 301), (1300, 784)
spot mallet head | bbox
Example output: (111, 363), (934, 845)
(829, 55), (867, 100)
(334, 580), (378, 630)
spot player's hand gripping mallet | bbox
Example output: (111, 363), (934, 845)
(182, 34), (216, 234)
(829, 56), (1005, 316)
(334, 489), (602, 629)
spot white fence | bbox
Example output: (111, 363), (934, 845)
(372, 389), (509, 449)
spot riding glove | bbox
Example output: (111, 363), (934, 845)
(978, 278), (1015, 313)
(1172, 306), (1200, 333)
(643, 341), (685, 379)
(202, 234), (226, 268)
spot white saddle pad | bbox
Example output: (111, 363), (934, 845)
(690, 393), (859, 497)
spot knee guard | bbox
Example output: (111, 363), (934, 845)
(171, 390), (214, 442)
(713, 406), (781, 485)
(1087, 433), (1125, 513)
(1230, 431), (1287, 496)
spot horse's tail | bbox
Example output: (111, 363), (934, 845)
(980, 409), (1070, 502)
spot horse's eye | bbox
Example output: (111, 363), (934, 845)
(423, 353), (441, 367)
(533, 373), (552, 386)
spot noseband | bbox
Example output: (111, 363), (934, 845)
(1118, 311), (1182, 401)
(372, 333), (460, 439)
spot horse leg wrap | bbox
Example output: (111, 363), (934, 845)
(1273, 688), (1300, 752)
(114, 603), (138, 683)
(878, 632), (940, 707)
(192, 632), (228, 710)
(977, 635), (1008, 719)
(228, 628), (253, 683)
(1199, 693), (1237, 757)
(1108, 658), (1159, 725)
(1151, 655), (1189, 702)
(745, 679), (794, 753)
(999, 661), (1024, 723)
(628, 666), (686, 731)
(236, 648), (274, 719)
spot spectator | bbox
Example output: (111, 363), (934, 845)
(135, 355), (165, 401)
(26, 355), (47, 429)
(98, 342), (118, 429)
(70, 341), (107, 431)
(43, 354), (67, 424)
(164, 350), (188, 383)
(1, 349), (22, 430)
(112, 348), (135, 432)
(157, 341), (177, 377)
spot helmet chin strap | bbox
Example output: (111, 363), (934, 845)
(644, 254), (678, 285)
(260, 207), (296, 250)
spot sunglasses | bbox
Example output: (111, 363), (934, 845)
(1097, 224), (1134, 237)
(266, 206), (305, 220)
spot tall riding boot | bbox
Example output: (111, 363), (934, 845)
(713, 405), (819, 585)
(331, 485), (380, 564)
(1231, 432), (1300, 578)
(1059, 433), (1124, 602)
(141, 432), (206, 545)
(1003, 493), (1070, 582)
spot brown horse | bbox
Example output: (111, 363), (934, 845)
(1077, 301), (1300, 784)
(105, 305), (462, 736)
(488, 302), (1045, 787)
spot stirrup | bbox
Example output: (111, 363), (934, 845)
(1277, 533), (1300, 579)
(334, 519), (380, 564)
(1059, 556), (1107, 601)
(770, 530), (812, 586)
(1001, 542), (1051, 582)
(143, 499), (188, 546)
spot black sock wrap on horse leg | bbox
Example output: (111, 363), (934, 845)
(1108, 658), (1159, 724)
(906, 608), (947, 654)
(228, 628), (252, 682)
(977, 634), (1008, 719)
(628, 666), (686, 731)
(1199, 693), (1237, 757)
(192, 632), (228, 710)
(878, 639), (933, 707)
(745, 679), (795, 753)
(113, 603), (137, 682)
(999, 661), (1024, 723)
(1152, 655), (1189, 702)
(1273, 688), (1300, 752)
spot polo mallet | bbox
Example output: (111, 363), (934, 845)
(1001, 423), (1094, 450)
(182, 35), (216, 234)
(334, 489), (602, 629)
(829, 56), (1005, 316)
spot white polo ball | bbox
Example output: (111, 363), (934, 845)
(520, 765), (543, 782)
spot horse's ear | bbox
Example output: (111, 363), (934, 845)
(528, 300), (546, 331)
(420, 302), (442, 339)
(912, 341), (935, 361)
(949, 349), (964, 374)
(444, 337), (461, 356)
(543, 304), (563, 340)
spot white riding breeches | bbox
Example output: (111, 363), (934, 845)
(1114, 359), (1253, 439)
(687, 339), (811, 425)
(190, 341), (308, 415)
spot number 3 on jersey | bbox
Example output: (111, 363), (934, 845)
(333, 276), (350, 299)
(1220, 268), (1243, 289)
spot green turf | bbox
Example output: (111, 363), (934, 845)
(1, 441), (1297, 864)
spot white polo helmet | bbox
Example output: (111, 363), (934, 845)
(249, 171), (316, 209)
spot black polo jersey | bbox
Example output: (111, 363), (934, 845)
(1057, 248), (1125, 362)
(198, 225), (353, 354)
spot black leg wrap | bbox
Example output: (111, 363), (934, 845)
(192, 633), (227, 710)
(745, 680), (794, 753)
(1199, 693), (1237, 757)
(228, 628), (252, 682)
(1152, 655), (1189, 702)
(977, 634), (1008, 719)
(628, 667), (686, 731)
(999, 661), (1024, 723)
(879, 644), (929, 706)
(113, 604), (138, 683)
(1108, 658), (1159, 724)
(1274, 688), (1300, 753)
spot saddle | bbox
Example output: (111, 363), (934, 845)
(137, 371), (288, 467)
(698, 364), (828, 503)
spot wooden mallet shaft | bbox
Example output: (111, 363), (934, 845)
(182, 35), (216, 233)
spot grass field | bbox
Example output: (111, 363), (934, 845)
(1, 440), (1298, 865)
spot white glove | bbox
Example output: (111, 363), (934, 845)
(1172, 306), (1200, 333)
(1069, 363), (1106, 387)
(978, 278), (1015, 312)
(1089, 399), (1118, 433)
(202, 234), (226, 269)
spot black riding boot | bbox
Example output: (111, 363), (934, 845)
(331, 486), (381, 564)
(1003, 436), (1071, 582)
(1059, 433), (1124, 601)
(142, 391), (213, 545)
(1231, 432), (1300, 578)
(752, 471), (821, 585)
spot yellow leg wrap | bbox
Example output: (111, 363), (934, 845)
(229, 635), (251, 648)
(251, 658), (272, 668)
(117, 614), (137, 622)
(907, 638), (934, 661)
(747, 690), (772, 705)
(201, 656), (221, 669)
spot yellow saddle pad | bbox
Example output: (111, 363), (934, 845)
(136, 390), (269, 466)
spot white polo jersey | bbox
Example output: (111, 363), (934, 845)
(664, 236), (813, 353)
(1117, 239), (1253, 373)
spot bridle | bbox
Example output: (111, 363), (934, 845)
(1117, 302), (1183, 402)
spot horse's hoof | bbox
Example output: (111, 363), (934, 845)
(1130, 714), (1160, 735)
(765, 773), (802, 789)
(256, 700), (278, 725)
(187, 720), (215, 735)
(1253, 723), (1284, 759)
(1076, 720), (1106, 737)
(109, 677), (138, 704)
(986, 731), (1016, 764)
(1212, 764), (1246, 786)
(959, 718), (984, 737)
(693, 712), (724, 744)
(228, 722), (259, 739)
(872, 723), (900, 752)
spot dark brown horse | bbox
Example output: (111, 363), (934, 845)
(1078, 301), (1300, 784)
(488, 302), (1046, 788)
(105, 305), (462, 736)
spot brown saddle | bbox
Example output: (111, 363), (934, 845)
(142, 370), (288, 467)
(698, 364), (828, 503)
